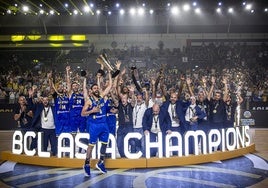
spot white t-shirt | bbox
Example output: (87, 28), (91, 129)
(133, 102), (147, 128)
(41, 107), (55, 129)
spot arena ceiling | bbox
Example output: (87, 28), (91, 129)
(0, 0), (268, 16)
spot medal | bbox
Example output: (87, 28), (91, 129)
(43, 107), (50, 122)
(213, 110), (217, 113)
(125, 115), (130, 122)
(22, 118), (28, 124)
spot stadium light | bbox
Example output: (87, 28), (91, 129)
(245, 4), (252, 10)
(22, 5), (29, 12)
(39, 9), (44, 15)
(83, 6), (90, 13)
(171, 6), (179, 15)
(183, 4), (191, 12)
(73, 10), (78, 15)
(138, 7), (145, 16)
(129, 8), (136, 15)
(119, 9), (125, 15)
(195, 8), (201, 14)
(228, 7), (234, 14)
(49, 10), (54, 15)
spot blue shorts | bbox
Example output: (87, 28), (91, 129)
(88, 122), (109, 145)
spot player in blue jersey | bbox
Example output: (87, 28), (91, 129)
(81, 71), (112, 176)
(48, 73), (71, 136)
(48, 73), (71, 156)
(66, 66), (87, 134)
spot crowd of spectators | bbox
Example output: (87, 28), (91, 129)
(0, 41), (267, 106)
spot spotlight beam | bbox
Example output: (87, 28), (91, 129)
(14, 0), (37, 14)
(68, 0), (82, 15)
(0, 0), (9, 6)
(26, 0), (47, 14)
(41, 0), (59, 15)
(82, 0), (94, 15)
(56, 0), (71, 14)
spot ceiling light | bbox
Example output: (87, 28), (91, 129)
(84, 6), (90, 13)
(119, 9), (125, 15)
(245, 4), (252, 10)
(138, 7), (144, 15)
(22, 6), (29, 12)
(195, 8), (201, 14)
(39, 10), (44, 14)
(129, 8), (136, 15)
(183, 4), (190, 11)
(171, 6), (179, 15)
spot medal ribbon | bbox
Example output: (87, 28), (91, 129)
(44, 107), (50, 118)
(153, 115), (159, 128)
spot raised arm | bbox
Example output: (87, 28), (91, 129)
(101, 71), (112, 98)
(83, 77), (89, 101)
(207, 76), (216, 101)
(186, 77), (194, 97)
(66, 66), (72, 96)
(222, 76), (229, 102)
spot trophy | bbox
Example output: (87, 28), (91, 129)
(97, 53), (119, 78)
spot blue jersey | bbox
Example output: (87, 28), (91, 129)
(87, 97), (108, 124)
(69, 92), (86, 133)
(69, 93), (84, 115)
(54, 93), (70, 135)
(106, 99), (117, 136)
(55, 94), (69, 113)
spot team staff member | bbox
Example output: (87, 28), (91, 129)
(142, 103), (172, 157)
(81, 72), (112, 177)
(161, 92), (186, 155)
(184, 96), (206, 154)
(31, 95), (57, 156)
(13, 94), (35, 150)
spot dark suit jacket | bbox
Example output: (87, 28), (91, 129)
(31, 102), (56, 129)
(161, 100), (186, 130)
(142, 107), (171, 133)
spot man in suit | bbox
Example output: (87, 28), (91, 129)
(31, 95), (57, 156)
(142, 103), (172, 157)
(161, 92), (186, 155)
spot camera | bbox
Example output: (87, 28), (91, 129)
(80, 70), (86, 77)
(130, 66), (137, 70)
